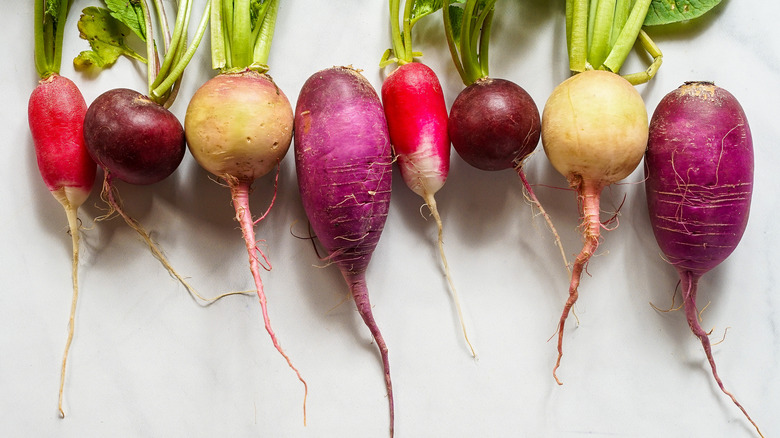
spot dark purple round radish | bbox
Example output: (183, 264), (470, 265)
(84, 88), (185, 185)
(646, 81), (762, 437)
(448, 77), (540, 171)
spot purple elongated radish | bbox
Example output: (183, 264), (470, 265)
(646, 81), (762, 437)
(294, 66), (395, 437)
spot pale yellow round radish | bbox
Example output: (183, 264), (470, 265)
(185, 70), (293, 182)
(541, 70), (648, 384)
(542, 70), (647, 187)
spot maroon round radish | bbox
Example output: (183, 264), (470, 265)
(84, 88), (185, 185)
(645, 81), (762, 436)
(295, 66), (395, 436)
(448, 77), (540, 171)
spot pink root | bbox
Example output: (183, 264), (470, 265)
(229, 178), (308, 425)
(553, 179), (603, 385)
(679, 271), (764, 437)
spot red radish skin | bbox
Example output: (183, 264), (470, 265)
(448, 77), (540, 171)
(28, 73), (96, 417)
(381, 62), (477, 356)
(382, 62), (449, 197)
(294, 66), (395, 436)
(184, 70), (307, 416)
(541, 70), (648, 384)
(645, 82), (761, 437)
(84, 88), (185, 186)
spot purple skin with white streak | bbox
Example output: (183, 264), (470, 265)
(645, 81), (761, 436)
(293, 66), (395, 437)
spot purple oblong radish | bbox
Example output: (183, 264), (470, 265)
(294, 66), (395, 437)
(646, 81), (762, 437)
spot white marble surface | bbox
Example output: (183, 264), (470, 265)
(3, 1), (779, 437)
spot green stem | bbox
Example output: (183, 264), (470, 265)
(231, 0), (252, 68)
(442, 0), (466, 81)
(34, 0), (70, 78)
(138, 0), (157, 96)
(476, 1), (495, 80)
(460, 0), (480, 84)
(210, 0), (227, 69)
(249, 1), (270, 57)
(568, 0), (589, 72)
(603, 0), (652, 73)
(588, 0), (617, 69)
(152, 0), (172, 52)
(389, 0), (405, 63)
(152, 0), (192, 90)
(401, 0), (414, 63)
(152, 1), (211, 101)
(253, 0), (279, 67)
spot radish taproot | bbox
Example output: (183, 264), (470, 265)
(542, 0), (664, 383)
(29, 0), (96, 417)
(645, 81), (763, 437)
(443, 0), (567, 268)
(76, 0), (210, 297)
(294, 66), (395, 437)
(184, 0), (307, 420)
(380, 0), (474, 356)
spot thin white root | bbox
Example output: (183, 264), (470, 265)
(58, 201), (81, 418)
(423, 191), (478, 359)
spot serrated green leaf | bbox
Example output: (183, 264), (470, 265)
(74, 6), (146, 70)
(104, 0), (146, 41)
(643, 0), (723, 26)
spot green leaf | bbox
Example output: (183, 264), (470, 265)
(104, 0), (146, 41)
(73, 6), (146, 69)
(643, 0), (723, 26)
(447, 3), (465, 42)
(44, 0), (61, 19)
(411, 0), (444, 25)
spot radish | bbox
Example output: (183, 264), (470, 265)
(442, 0), (567, 269)
(645, 82), (762, 437)
(294, 66), (395, 437)
(183, 0), (307, 420)
(380, 0), (474, 355)
(541, 0), (661, 383)
(29, 0), (96, 417)
(75, 0), (211, 296)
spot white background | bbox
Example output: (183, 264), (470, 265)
(3, 1), (779, 437)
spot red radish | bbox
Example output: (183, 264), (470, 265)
(76, 0), (211, 297)
(645, 81), (762, 437)
(541, 70), (648, 384)
(84, 88), (185, 186)
(381, 0), (474, 355)
(294, 66), (395, 437)
(29, 0), (96, 417)
(183, 0), (307, 420)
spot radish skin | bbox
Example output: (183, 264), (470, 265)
(294, 66), (395, 436)
(541, 70), (648, 384)
(28, 73), (96, 418)
(645, 82), (761, 437)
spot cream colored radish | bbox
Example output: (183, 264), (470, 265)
(185, 71), (292, 180)
(541, 70), (647, 384)
(542, 70), (647, 185)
